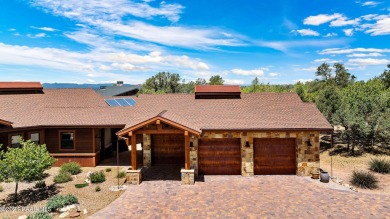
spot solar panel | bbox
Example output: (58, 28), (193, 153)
(124, 98), (136, 106)
(105, 98), (136, 107)
(105, 99), (120, 107)
(116, 98), (130, 106)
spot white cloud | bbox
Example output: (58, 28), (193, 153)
(319, 48), (390, 55)
(365, 17), (390, 35)
(303, 13), (343, 26)
(224, 79), (245, 85)
(313, 58), (342, 63)
(361, 1), (382, 7)
(269, 72), (279, 77)
(330, 17), (360, 27)
(294, 67), (317, 72)
(348, 58), (390, 65)
(347, 52), (384, 57)
(295, 29), (320, 36)
(343, 28), (354, 36)
(324, 32), (338, 37)
(256, 39), (347, 52)
(230, 68), (266, 76)
(30, 26), (57, 31)
(26, 33), (47, 38)
(293, 79), (314, 83)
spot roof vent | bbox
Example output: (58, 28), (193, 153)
(195, 85), (241, 99)
(0, 82), (43, 95)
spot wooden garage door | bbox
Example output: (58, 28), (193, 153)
(152, 134), (184, 165)
(198, 138), (241, 175)
(254, 138), (296, 175)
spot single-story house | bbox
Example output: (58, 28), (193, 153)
(0, 82), (332, 185)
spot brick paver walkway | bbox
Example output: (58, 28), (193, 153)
(90, 174), (390, 218)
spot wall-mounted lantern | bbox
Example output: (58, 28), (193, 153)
(245, 141), (250, 147)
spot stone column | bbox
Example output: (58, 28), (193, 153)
(241, 132), (254, 177)
(189, 136), (198, 176)
(143, 134), (151, 167)
(297, 131), (320, 176)
(127, 168), (142, 185)
(181, 169), (195, 185)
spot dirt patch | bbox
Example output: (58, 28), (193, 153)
(0, 166), (126, 219)
(320, 151), (390, 195)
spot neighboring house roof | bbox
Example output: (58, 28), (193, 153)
(95, 85), (141, 96)
(0, 82), (43, 89)
(0, 88), (333, 132)
(195, 85), (241, 93)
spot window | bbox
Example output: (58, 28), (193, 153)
(11, 134), (22, 148)
(60, 131), (75, 150)
(30, 132), (40, 145)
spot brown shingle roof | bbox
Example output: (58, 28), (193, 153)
(195, 85), (241, 93)
(0, 82), (42, 89)
(0, 89), (332, 132)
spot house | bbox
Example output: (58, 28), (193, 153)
(0, 82), (332, 185)
(95, 81), (141, 96)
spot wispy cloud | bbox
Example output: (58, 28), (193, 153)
(26, 33), (47, 38)
(319, 47), (390, 55)
(294, 29), (320, 36)
(30, 26), (57, 31)
(348, 58), (390, 65)
(365, 17), (390, 35)
(343, 28), (354, 36)
(360, 1), (383, 7)
(346, 52), (384, 57)
(256, 39), (347, 52)
(303, 13), (343, 26)
(230, 68), (266, 76)
(313, 58), (342, 63)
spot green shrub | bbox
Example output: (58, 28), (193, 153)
(60, 162), (82, 175)
(53, 171), (72, 184)
(369, 158), (390, 174)
(351, 170), (378, 189)
(95, 186), (101, 192)
(116, 171), (126, 179)
(46, 194), (78, 212)
(0, 185), (3, 192)
(89, 171), (106, 183)
(34, 180), (46, 189)
(27, 211), (52, 219)
(105, 168), (112, 172)
(75, 183), (89, 188)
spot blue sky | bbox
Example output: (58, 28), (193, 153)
(0, 0), (389, 85)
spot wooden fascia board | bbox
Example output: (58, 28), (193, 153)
(0, 119), (13, 127)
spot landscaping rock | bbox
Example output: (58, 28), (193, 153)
(17, 215), (27, 219)
(59, 212), (69, 218)
(70, 212), (80, 218)
(109, 185), (127, 192)
(59, 204), (76, 212)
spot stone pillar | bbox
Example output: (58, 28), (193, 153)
(190, 136), (198, 176)
(241, 132), (254, 177)
(143, 134), (151, 167)
(297, 131), (320, 176)
(181, 169), (195, 185)
(127, 168), (142, 185)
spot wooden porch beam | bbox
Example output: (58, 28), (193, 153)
(131, 135), (137, 170)
(135, 129), (184, 135)
(185, 131), (190, 170)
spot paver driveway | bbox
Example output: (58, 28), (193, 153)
(90, 173), (390, 218)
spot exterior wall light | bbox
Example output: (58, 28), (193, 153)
(190, 142), (194, 147)
(245, 141), (250, 147)
(306, 140), (312, 146)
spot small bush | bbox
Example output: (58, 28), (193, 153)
(75, 183), (89, 188)
(34, 180), (46, 189)
(95, 186), (101, 192)
(60, 162), (82, 175)
(89, 171), (106, 183)
(46, 194), (78, 212)
(0, 185), (3, 192)
(27, 211), (52, 219)
(369, 158), (390, 174)
(54, 171), (73, 184)
(351, 170), (378, 189)
(116, 171), (126, 179)
(105, 168), (112, 172)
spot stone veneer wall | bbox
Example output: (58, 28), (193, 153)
(143, 134), (151, 167)
(189, 136), (198, 175)
(200, 131), (320, 176)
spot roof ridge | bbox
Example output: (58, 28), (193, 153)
(158, 110), (168, 116)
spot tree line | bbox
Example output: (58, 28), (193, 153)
(138, 63), (390, 153)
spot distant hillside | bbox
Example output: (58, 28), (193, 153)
(42, 83), (135, 89)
